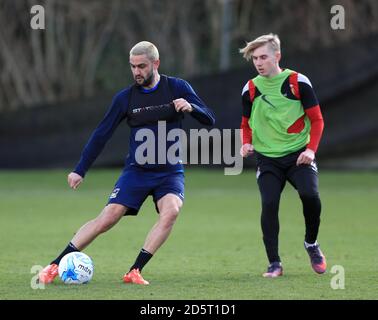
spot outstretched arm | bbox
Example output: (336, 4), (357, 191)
(73, 92), (128, 179)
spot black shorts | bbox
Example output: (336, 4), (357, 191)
(255, 148), (319, 195)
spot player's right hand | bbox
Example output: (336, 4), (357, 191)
(67, 172), (83, 190)
(240, 143), (254, 158)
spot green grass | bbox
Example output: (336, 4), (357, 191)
(0, 169), (377, 300)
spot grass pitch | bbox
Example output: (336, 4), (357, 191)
(0, 169), (377, 300)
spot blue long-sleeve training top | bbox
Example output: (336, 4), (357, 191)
(74, 75), (215, 177)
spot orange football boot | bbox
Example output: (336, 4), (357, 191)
(39, 264), (59, 284)
(123, 268), (149, 285)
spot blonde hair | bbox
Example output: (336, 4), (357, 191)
(130, 41), (159, 61)
(239, 33), (281, 61)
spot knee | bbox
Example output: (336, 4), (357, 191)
(96, 206), (124, 233)
(159, 206), (180, 228)
(300, 193), (321, 216)
(261, 197), (280, 213)
(299, 192), (320, 202)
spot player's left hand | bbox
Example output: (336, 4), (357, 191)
(296, 148), (315, 166)
(173, 98), (193, 113)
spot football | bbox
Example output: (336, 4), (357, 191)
(58, 252), (94, 284)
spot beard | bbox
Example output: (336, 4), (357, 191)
(135, 69), (154, 87)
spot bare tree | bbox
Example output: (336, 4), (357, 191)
(0, 0), (120, 110)
(117, 0), (200, 76)
(0, 0), (377, 111)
